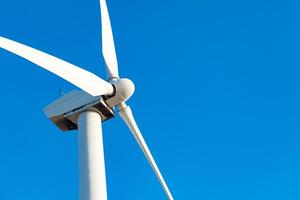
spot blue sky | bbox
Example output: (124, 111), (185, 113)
(0, 0), (299, 199)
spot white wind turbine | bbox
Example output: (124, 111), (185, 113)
(0, 0), (174, 200)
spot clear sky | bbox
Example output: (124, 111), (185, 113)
(0, 0), (299, 199)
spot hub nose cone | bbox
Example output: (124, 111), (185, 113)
(114, 78), (135, 102)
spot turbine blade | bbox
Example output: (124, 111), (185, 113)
(119, 105), (174, 200)
(99, 0), (119, 79)
(0, 36), (114, 96)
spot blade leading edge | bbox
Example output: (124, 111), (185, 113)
(119, 104), (174, 200)
(0, 36), (114, 96)
(99, 0), (119, 79)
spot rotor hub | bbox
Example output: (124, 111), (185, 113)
(105, 78), (135, 107)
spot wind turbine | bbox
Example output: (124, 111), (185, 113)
(0, 0), (174, 200)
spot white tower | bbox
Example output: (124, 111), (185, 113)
(44, 90), (114, 200)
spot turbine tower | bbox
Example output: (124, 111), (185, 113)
(0, 0), (174, 200)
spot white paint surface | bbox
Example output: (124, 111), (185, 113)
(78, 111), (107, 200)
(119, 105), (174, 200)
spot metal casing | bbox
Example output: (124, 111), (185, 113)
(44, 90), (115, 131)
